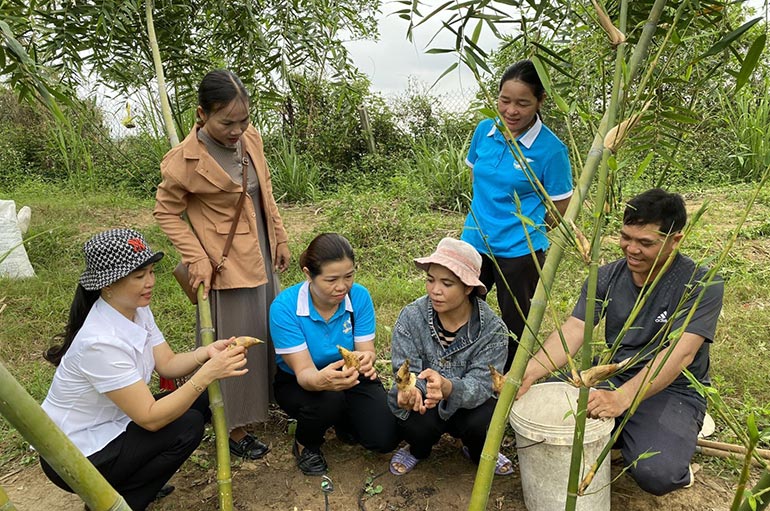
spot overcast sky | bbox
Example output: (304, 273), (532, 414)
(344, 5), (504, 96)
(345, 0), (767, 96)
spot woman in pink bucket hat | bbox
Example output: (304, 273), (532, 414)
(387, 238), (513, 476)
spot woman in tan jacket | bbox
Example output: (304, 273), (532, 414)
(154, 70), (290, 459)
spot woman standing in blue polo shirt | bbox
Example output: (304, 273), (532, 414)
(270, 233), (398, 476)
(461, 59), (574, 370)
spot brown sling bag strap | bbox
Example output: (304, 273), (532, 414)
(215, 150), (249, 273)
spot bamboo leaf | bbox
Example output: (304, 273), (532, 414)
(632, 152), (655, 180)
(530, 55), (554, 96)
(478, 107), (498, 119)
(531, 41), (571, 65)
(430, 62), (459, 89)
(471, 19), (483, 45)
(698, 17), (762, 59)
(412, 1), (453, 29)
(735, 34), (766, 92)
(747, 413), (760, 442)
(660, 110), (699, 124)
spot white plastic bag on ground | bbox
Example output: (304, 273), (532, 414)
(0, 199), (35, 278)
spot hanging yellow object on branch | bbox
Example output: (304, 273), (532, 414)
(121, 102), (136, 129)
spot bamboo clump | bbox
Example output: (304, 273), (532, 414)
(468, 0), (670, 508)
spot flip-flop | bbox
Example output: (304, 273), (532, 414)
(461, 445), (514, 476)
(390, 447), (420, 476)
(495, 452), (514, 476)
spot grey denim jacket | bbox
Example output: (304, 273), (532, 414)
(388, 295), (508, 421)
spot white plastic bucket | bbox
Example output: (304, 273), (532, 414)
(509, 382), (614, 511)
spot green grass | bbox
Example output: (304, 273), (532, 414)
(1, 179), (769, 472)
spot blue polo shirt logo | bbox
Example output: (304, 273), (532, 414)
(343, 318), (352, 334)
(512, 157), (535, 170)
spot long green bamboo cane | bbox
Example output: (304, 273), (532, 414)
(0, 361), (130, 511)
(197, 286), (233, 511)
(564, 0), (629, 506)
(0, 484), (17, 511)
(146, 0), (179, 147)
(468, 2), (669, 509)
(732, 434), (760, 511)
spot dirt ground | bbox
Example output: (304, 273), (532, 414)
(2, 408), (743, 511)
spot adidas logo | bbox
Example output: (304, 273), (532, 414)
(655, 311), (668, 324)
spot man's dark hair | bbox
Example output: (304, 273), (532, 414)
(623, 188), (687, 234)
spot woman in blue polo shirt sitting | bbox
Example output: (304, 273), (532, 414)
(461, 59), (574, 370)
(270, 233), (398, 476)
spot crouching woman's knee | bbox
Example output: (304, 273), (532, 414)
(359, 417), (400, 454)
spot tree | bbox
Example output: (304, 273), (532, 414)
(1, 0), (380, 130)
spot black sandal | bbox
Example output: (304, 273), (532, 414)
(292, 440), (328, 476)
(229, 434), (270, 460)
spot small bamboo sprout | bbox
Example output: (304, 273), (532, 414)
(590, 0), (626, 47)
(569, 219), (592, 264)
(394, 359), (416, 392)
(575, 357), (631, 388)
(231, 336), (264, 349)
(489, 365), (506, 395)
(337, 345), (361, 370)
(603, 99), (653, 154)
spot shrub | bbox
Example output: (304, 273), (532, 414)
(409, 135), (472, 213)
(266, 136), (320, 204)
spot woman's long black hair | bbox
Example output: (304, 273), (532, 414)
(44, 285), (100, 366)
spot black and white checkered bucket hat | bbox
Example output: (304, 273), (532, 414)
(79, 229), (164, 290)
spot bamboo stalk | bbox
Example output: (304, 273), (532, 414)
(145, 0), (179, 147)
(738, 469), (770, 511)
(197, 286), (233, 511)
(147, 0), (232, 504)
(570, 1), (629, 503)
(0, 361), (130, 511)
(698, 439), (770, 460)
(0, 484), (17, 511)
(732, 439), (759, 510)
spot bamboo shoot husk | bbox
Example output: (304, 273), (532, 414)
(591, 0), (626, 47)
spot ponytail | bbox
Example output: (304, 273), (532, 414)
(44, 285), (100, 366)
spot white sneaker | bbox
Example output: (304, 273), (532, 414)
(684, 463), (700, 488)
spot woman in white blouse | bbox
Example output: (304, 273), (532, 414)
(40, 228), (247, 511)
